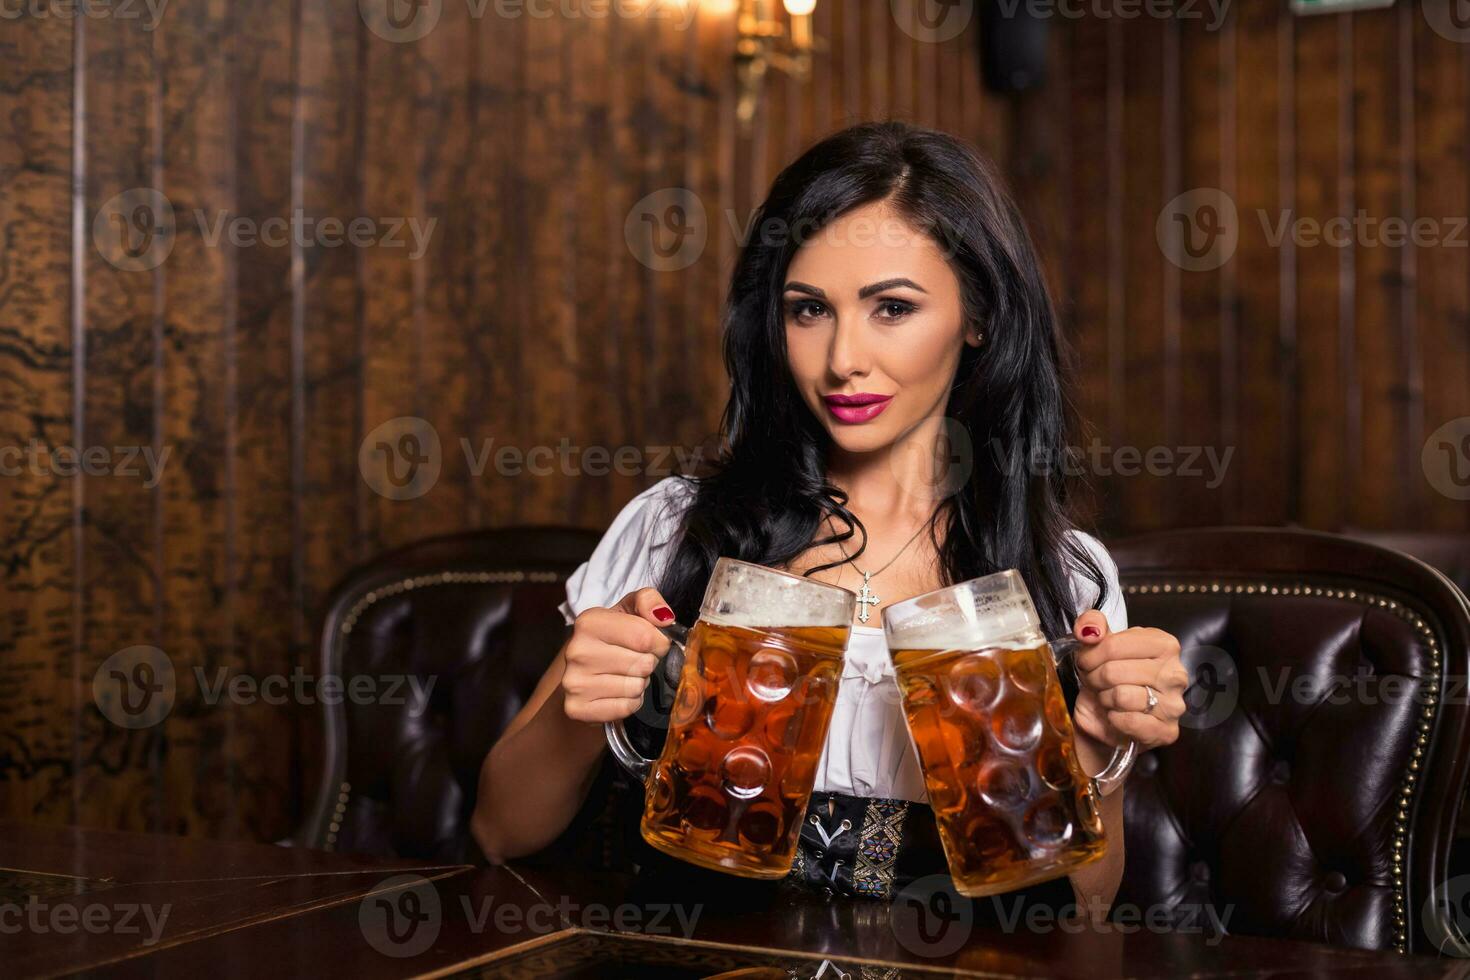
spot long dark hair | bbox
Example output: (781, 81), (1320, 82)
(658, 121), (1107, 639)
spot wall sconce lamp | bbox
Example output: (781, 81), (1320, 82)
(735, 0), (821, 133)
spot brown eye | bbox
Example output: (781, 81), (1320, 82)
(876, 299), (916, 321)
(785, 299), (827, 323)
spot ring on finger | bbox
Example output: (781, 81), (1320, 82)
(1143, 684), (1160, 715)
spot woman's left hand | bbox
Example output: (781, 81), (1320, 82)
(1069, 610), (1190, 757)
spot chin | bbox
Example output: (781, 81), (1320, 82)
(823, 421), (901, 455)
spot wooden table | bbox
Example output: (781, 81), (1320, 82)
(0, 822), (1457, 978)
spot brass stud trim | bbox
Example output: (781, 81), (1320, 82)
(340, 569), (563, 635)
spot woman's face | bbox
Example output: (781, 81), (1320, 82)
(783, 201), (979, 458)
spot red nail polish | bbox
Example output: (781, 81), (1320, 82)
(1082, 626), (1101, 639)
(653, 606), (675, 623)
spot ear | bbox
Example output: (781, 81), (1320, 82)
(963, 324), (984, 348)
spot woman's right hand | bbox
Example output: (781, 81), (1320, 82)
(561, 588), (677, 723)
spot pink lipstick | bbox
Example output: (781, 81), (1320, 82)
(822, 392), (894, 424)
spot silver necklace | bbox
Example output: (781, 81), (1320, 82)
(826, 515), (932, 624)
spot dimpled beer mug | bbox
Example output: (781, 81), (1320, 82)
(605, 558), (856, 878)
(882, 570), (1136, 897)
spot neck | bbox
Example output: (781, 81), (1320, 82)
(825, 414), (949, 522)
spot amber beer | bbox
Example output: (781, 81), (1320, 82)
(890, 641), (1106, 895)
(641, 619), (847, 876)
(883, 571), (1134, 897)
(605, 558), (856, 878)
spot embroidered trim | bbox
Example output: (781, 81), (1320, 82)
(788, 838), (808, 881)
(852, 799), (907, 898)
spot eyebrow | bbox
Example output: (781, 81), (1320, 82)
(782, 278), (929, 300)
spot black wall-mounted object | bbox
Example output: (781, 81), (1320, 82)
(980, 0), (1051, 94)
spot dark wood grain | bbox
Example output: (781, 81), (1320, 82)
(0, 14), (76, 827)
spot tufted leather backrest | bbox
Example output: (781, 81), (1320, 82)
(1111, 527), (1470, 955)
(294, 527), (609, 865)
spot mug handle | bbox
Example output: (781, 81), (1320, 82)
(603, 622), (689, 781)
(1050, 634), (1137, 798)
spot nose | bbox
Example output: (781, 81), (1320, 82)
(827, 315), (871, 382)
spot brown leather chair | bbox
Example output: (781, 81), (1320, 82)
(293, 526), (614, 865)
(1111, 527), (1470, 956)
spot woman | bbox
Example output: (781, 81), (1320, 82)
(473, 121), (1189, 918)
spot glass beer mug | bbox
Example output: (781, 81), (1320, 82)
(881, 570), (1136, 897)
(605, 558), (856, 878)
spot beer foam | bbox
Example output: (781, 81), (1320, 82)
(699, 558), (854, 628)
(883, 571), (1042, 651)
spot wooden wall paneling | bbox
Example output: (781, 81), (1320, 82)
(568, 8), (619, 522)
(1292, 13), (1350, 530)
(605, 10), (647, 521)
(78, 9), (163, 831)
(1414, 2), (1470, 531)
(656, 11), (704, 479)
(467, 6), (524, 528)
(834, 0), (860, 132)
(637, 6), (670, 497)
(811, 0), (834, 137)
(1065, 15), (1117, 532)
(1351, 5), (1415, 529)
(863, 1), (890, 122)
(685, 5), (729, 464)
(359, 14), (425, 549)
(1009, 25), (1071, 348)
(414, 2), (476, 537)
(519, 11), (576, 524)
(229, 0), (298, 840)
(0, 15), (76, 824)
(295, 1), (365, 599)
(1118, 14), (1171, 531)
(709, 6), (739, 428)
(892, 3), (915, 124)
(1232, 2), (1294, 526)
(1175, 13), (1227, 525)
(156, 0), (237, 837)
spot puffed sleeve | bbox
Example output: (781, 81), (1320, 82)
(1066, 529), (1128, 633)
(558, 477), (697, 626)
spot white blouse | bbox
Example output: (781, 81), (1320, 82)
(557, 477), (1128, 804)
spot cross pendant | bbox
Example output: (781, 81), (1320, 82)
(854, 572), (880, 624)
